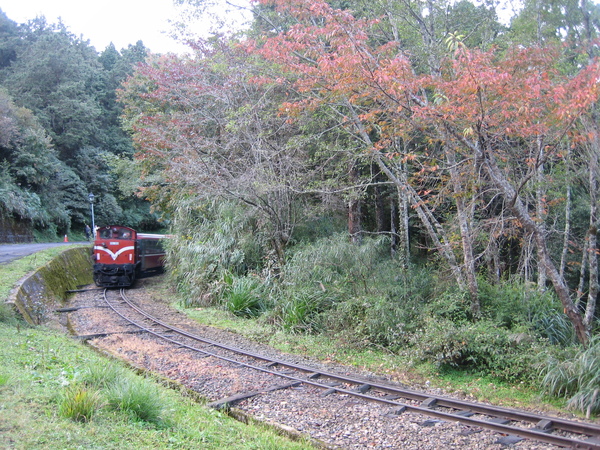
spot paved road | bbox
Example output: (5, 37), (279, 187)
(0, 242), (90, 265)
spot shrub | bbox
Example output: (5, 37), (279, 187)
(411, 318), (542, 383)
(323, 295), (423, 349)
(282, 233), (389, 298)
(58, 385), (101, 422)
(0, 303), (17, 325)
(424, 288), (472, 324)
(165, 198), (264, 307)
(478, 279), (562, 331)
(268, 289), (330, 333)
(221, 274), (265, 318)
(542, 336), (600, 417)
(532, 311), (577, 346)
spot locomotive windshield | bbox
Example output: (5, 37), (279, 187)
(99, 227), (133, 239)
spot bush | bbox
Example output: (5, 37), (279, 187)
(282, 233), (389, 298)
(166, 199), (265, 307)
(267, 289), (330, 333)
(411, 318), (542, 383)
(542, 336), (600, 417)
(323, 295), (422, 349)
(221, 274), (265, 318)
(0, 303), (17, 325)
(319, 266), (442, 348)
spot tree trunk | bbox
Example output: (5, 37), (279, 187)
(560, 171), (572, 279)
(390, 196), (398, 259)
(536, 141), (547, 291)
(446, 146), (480, 316)
(374, 173), (386, 233)
(348, 162), (362, 243)
(584, 124), (599, 331)
(481, 142), (589, 345)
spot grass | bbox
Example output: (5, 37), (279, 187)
(0, 248), (314, 449)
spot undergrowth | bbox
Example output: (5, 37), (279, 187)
(167, 207), (598, 417)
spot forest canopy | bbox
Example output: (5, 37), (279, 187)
(0, 10), (161, 240)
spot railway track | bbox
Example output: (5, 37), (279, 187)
(99, 287), (600, 449)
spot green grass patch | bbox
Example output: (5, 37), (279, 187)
(0, 323), (314, 449)
(58, 385), (102, 422)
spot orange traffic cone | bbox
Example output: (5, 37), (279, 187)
(64, 234), (68, 242)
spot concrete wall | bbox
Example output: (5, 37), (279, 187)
(8, 247), (93, 325)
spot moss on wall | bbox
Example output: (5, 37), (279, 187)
(9, 247), (93, 325)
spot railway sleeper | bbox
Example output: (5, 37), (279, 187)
(533, 419), (553, 432)
(76, 329), (146, 340)
(383, 405), (407, 417)
(208, 381), (301, 411)
(421, 397), (438, 408)
(355, 383), (371, 394)
(496, 435), (524, 446)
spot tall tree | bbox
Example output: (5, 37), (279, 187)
(119, 42), (312, 267)
(246, 0), (599, 341)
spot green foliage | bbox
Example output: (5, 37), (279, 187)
(221, 274), (265, 318)
(479, 279), (577, 346)
(410, 318), (542, 383)
(105, 377), (167, 425)
(268, 289), (329, 333)
(0, 302), (17, 325)
(58, 385), (101, 422)
(323, 266), (439, 348)
(282, 233), (389, 299)
(542, 336), (600, 416)
(80, 361), (127, 389)
(166, 198), (264, 306)
(0, 14), (157, 238)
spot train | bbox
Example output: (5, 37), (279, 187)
(92, 225), (168, 287)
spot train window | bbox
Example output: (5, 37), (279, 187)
(139, 239), (164, 254)
(98, 227), (134, 239)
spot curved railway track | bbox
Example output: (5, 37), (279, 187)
(99, 288), (600, 449)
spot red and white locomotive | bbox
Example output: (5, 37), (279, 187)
(92, 225), (167, 287)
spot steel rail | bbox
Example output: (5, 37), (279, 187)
(101, 289), (600, 449)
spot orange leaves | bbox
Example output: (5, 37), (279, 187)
(245, 0), (599, 170)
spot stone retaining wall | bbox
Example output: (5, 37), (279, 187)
(8, 247), (93, 325)
(0, 216), (34, 243)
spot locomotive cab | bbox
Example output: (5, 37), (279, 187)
(92, 225), (167, 288)
(93, 226), (138, 287)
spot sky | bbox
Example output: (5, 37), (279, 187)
(0, 0), (192, 54)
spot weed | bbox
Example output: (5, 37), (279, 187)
(270, 290), (328, 333)
(58, 385), (101, 422)
(80, 361), (127, 389)
(105, 378), (167, 424)
(0, 302), (17, 324)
